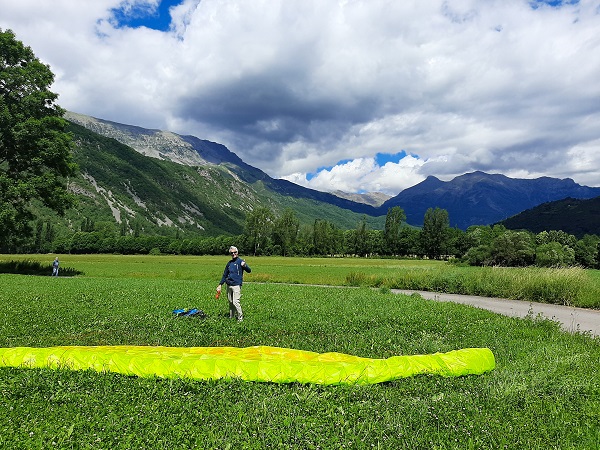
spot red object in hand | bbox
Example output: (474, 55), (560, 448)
(215, 291), (221, 299)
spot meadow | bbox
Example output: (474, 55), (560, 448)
(0, 254), (599, 449)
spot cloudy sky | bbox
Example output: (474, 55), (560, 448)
(2, 0), (599, 195)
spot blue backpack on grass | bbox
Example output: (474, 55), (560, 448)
(173, 308), (206, 318)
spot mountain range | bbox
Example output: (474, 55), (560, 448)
(55, 115), (383, 239)
(65, 112), (378, 216)
(380, 171), (600, 229)
(61, 112), (600, 235)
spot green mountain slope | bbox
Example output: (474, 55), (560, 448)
(499, 196), (600, 238)
(39, 122), (384, 238)
(65, 112), (380, 217)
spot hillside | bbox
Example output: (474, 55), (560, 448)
(36, 122), (385, 239)
(380, 171), (600, 229)
(65, 112), (378, 217)
(64, 112), (600, 232)
(499, 197), (600, 238)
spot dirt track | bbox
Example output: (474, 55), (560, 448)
(394, 290), (600, 337)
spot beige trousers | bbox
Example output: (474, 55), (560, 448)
(227, 285), (243, 321)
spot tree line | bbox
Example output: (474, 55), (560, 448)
(24, 205), (600, 269)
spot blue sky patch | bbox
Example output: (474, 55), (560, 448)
(305, 152), (410, 181)
(529, 0), (579, 9)
(111, 0), (183, 31)
(375, 151), (408, 167)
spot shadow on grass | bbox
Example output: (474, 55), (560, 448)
(0, 260), (84, 277)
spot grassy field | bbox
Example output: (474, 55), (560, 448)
(0, 254), (599, 449)
(4, 254), (599, 308)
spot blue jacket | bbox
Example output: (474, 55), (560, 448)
(220, 257), (251, 286)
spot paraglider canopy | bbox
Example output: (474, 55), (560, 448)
(0, 345), (495, 385)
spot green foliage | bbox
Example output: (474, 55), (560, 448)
(397, 226), (420, 256)
(490, 230), (535, 266)
(420, 207), (450, 259)
(446, 226), (471, 257)
(244, 206), (274, 255)
(352, 215), (370, 257)
(272, 208), (300, 256)
(383, 206), (406, 254)
(463, 244), (492, 266)
(575, 235), (600, 268)
(312, 219), (339, 256)
(0, 257), (598, 449)
(536, 229), (577, 248)
(0, 29), (77, 251)
(535, 242), (576, 268)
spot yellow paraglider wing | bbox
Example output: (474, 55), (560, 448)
(0, 346), (495, 385)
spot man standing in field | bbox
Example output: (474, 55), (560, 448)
(216, 246), (251, 322)
(51, 257), (60, 277)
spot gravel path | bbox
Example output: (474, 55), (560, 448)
(393, 290), (600, 337)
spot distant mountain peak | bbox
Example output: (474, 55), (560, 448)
(418, 175), (443, 186)
(381, 171), (600, 229)
(331, 191), (391, 207)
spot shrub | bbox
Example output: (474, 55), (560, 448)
(535, 242), (576, 268)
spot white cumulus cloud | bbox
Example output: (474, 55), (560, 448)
(1, 0), (599, 194)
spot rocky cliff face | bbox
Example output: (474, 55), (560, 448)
(66, 112), (211, 166)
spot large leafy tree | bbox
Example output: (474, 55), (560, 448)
(272, 208), (299, 256)
(383, 206), (406, 255)
(313, 218), (333, 256)
(398, 226), (420, 256)
(244, 206), (274, 255)
(353, 215), (370, 257)
(0, 29), (77, 251)
(313, 218), (342, 256)
(491, 230), (535, 267)
(420, 207), (450, 259)
(574, 234), (599, 268)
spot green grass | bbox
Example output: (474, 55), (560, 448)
(0, 255), (599, 448)
(5, 254), (598, 308)
(346, 265), (599, 308)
